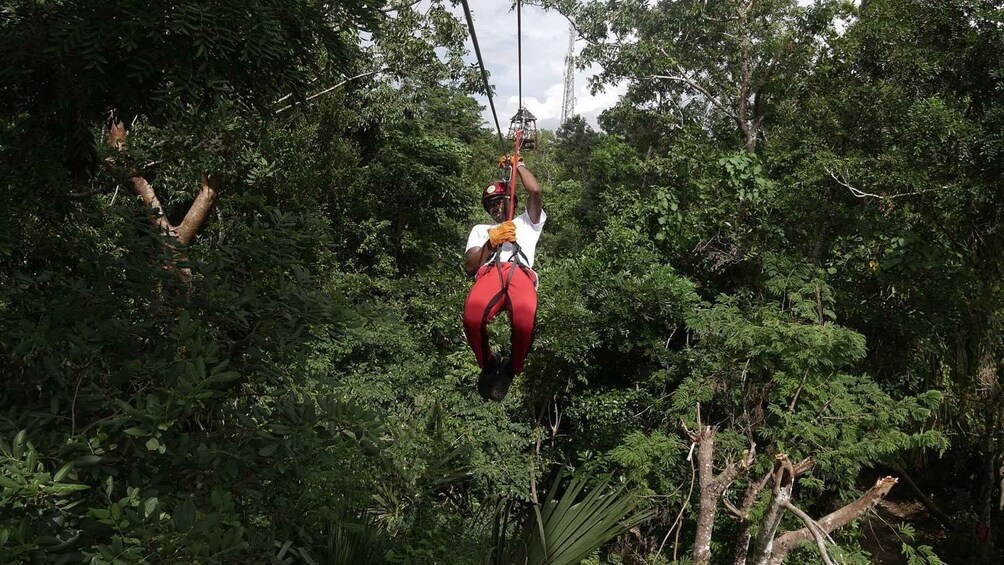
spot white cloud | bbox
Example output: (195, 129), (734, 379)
(446, 0), (836, 133)
(450, 0), (623, 133)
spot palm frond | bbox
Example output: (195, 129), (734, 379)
(509, 469), (653, 565)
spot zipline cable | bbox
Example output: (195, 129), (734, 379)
(460, 0), (506, 153)
(510, 0), (524, 223)
(517, 0), (522, 111)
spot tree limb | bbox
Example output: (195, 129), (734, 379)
(731, 466), (777, 565)
(275, 70), (381, 114)
(825, 164), (938, 200)
(781, 500), (837, 565)
(175, 173), (220, 245)
(648, 72), (738, 120)
(106, 119), (220, 253)
(766, 476), (898, 565)
(131, 176), (175, 236)
(723, 497), (744, 519)
(886, 463), (952, 527)
(684, 404), (755, 565)
(751, 455), (796, 564)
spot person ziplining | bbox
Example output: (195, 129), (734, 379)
(459, 0), (543, 401)
(463, 161), (545, 401)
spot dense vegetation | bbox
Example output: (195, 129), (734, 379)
(1, 0), (1001, 563)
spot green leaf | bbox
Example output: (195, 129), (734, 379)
(74, 455), (102, 467)
(510, 469), (653, 565)
(89, 508), (111, 519)
(13, 430), (25, 459)
(53, 462), (74, 482)
(0, 476), (20, 489)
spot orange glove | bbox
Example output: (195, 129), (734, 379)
(488, 221), (516, 247)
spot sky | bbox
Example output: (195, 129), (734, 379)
(448, 0), (626, 133)
(447, 0), (828, 134)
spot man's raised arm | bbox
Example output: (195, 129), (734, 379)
(517, 164), (542, 224)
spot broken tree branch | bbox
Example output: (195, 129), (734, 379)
(175, 173), (220, 245)
(782, 500), (837, 565)
(765, 476), (899, 565)
(131, 176), (175, 237)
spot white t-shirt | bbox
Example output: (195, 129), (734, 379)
(466, 209), (547, 269)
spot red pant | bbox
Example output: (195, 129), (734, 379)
(463, 263), (538, 375)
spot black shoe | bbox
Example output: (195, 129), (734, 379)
(477, 355), (501, 400)
(488, 354), (515, 402)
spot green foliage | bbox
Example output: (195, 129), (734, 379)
(2, 0), (1002, 561)
(0, 0), (380, 176)
(509, 470), (653, 565)
(668, 253), (946, 504)
(899, 523), (947, 565)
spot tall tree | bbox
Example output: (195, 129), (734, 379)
(544, 0), (845, 151)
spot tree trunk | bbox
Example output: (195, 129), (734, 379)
(750, 484), (790, 564)
(731, 469), (774, 565)
(684, 407), (755, 565)
(750, 457), (797, 565)
(692, 430), (719, 565)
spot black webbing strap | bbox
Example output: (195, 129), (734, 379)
(491, 240), (530, 295)
(474, 240), (526, 356)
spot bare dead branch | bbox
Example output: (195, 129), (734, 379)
(782, 500), (837, 565)
(792, 457), (815, 477)
(175, 173), (220, 245)
(131, 176), (175, 236)
(657, 446), (697, 559)
(824, 164), (938, 200)
(765, 476), (899, 565)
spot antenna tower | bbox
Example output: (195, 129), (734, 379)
(560, 22), (576, 126)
